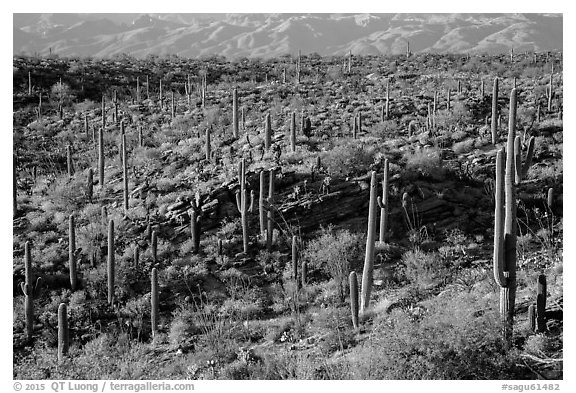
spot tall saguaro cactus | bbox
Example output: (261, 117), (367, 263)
(235, 158), (254, 254)
(361, 171), (378, 312)
(151, 267), (159, 338)
(98, 127), (105, 189)
(151, 230), (158, 264)
(232, 87), (239, 138)
(205, 128), (211, 161)
(547, 66), (553, 112)
(290, 111), (296, 152)
(101, 96), (106, 130)
(493, 88), (518, 347)
(379, 159), (389, 243)
(266, 168), (275, 250)
(69, 215), (77, 291)
(57, 303), (69, 362)
(107, 220), (115, 305)
(190, 194), (202, 254)
(86, 168), (94, 203)
(491, 77), (499, 144)
(259, 170), (266, 236)
(265, 113), (272, 150)
(20, 241), (41, 340)
(385, 80), (390, 120)
(122, 134), (129, 213)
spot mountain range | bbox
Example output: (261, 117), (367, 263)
(13, 13), (563, 59)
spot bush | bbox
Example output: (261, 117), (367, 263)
(302, 227), (364, 302)
(399, 249), (449, 288)
(403, 147), (445, 180)
(321, 141), (376, 178)
(342, 292), (523, 379)
(452, 138), (475, 154)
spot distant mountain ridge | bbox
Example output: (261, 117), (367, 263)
(13, 13), (563, 58)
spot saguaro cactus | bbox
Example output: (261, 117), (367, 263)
(232, 87), (239, 138)
(379, 159), (389, 243)
(151, 230), (158, 264)
(107, 220), (115, 305)
(491, 77), (499, 144)
(528, 304), (536, 332)
(361, 171), (378, 313)
(265, 113), (272, 150)
(84, 114), (89, 138)
(101, 96), (106, 130)
(122, 134), (129, 213)
(69, 215), (77, 291)
(98, 127), (104, 189)
(266, 168), (275, 250)
(547, 67), (553, 112)
(205, 128), (211, 161)
(259, 170), (266, 236)
(190, 196), (202, 254)
(235, 158), (254, 254)
(301, 260), (307, 287)
(385, 79), (390, 120)
(536, 274), (547, 333)
(493, 88), (518, 347)
(86, 168), (93, 203)
(57, 303), (69, 362)
(151, 267), (159, 338)
(349, 271), (359, 329)
(290, 111), (296, 152)
(20, 242), (41, 340)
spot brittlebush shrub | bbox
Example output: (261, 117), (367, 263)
(338, 292), (523, 379)
(302, 227), (364, 302)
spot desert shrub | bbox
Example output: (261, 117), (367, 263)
(399, 249), (449, 288)
(450, 128), (468, 142)
(452, 138), (475, 154)
(373, 120), (399, 139)
(302, 227), (364, 302)
(403, 147), (445, 180)
(168, 303), (201, 346)
(321, 141), (376, 178)
(311, 305), (356, 355)
(345, 292), (522, 379)
(118, 295), (152, 341)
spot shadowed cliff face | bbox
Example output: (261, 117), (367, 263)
(13, 13), (562, 58)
